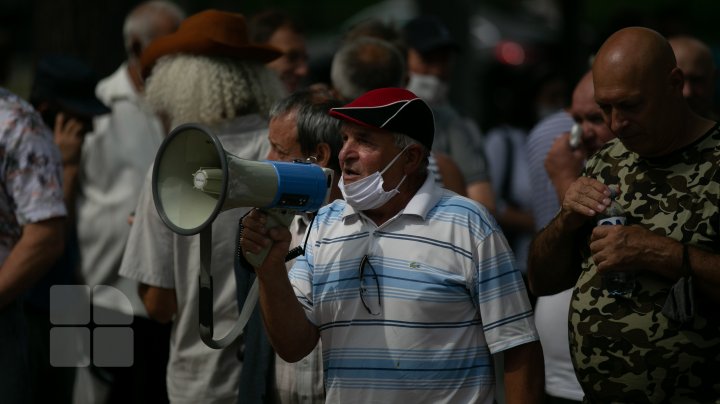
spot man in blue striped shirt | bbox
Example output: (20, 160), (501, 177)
(242, 88), (543, 403)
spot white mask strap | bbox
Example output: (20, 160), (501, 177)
(380, 145), (409, 175)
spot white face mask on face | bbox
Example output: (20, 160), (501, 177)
(406, 73), (449, 105)
(339, 146), (409, 211)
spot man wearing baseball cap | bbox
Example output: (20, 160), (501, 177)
(242, 88), (543, 403)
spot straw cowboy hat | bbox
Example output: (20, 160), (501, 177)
(140, 9), (282, 77)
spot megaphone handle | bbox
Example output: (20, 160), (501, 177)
(198, 208), (296, 350)
(199, 229), (213, 331)
(244, 208), (295, 268)
(199, 277), (258, 350)
(198, 227), (256, 350)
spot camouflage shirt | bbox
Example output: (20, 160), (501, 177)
(0, 88), (65, 266)
(570, 124), (720, 403)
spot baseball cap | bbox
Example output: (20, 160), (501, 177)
(329, 87), (434, 149)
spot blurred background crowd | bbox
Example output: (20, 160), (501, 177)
(3, 0), (720, 127)
(2, 1), (719, 404)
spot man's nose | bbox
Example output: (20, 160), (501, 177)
(581, 122), (595, 142)
(338, 141), (357, 164)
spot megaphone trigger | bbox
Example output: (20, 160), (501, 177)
(243, 208), (295, 268)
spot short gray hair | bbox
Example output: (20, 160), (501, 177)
(392, 132), (429, 173)
(330, 37), (406, 100)
(269, 90), (343, 172)
(123, 1), (185, 57)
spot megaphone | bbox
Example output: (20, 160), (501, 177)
(152, 123), (333, 349)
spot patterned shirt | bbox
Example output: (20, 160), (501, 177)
(0, 88), (65, 265)
(290, 176), (538, 403)
(571, 124), (720, 403)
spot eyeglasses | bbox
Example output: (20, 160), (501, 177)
(359, 255), (381, 315)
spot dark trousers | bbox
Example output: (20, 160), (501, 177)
(25, 304), (75, 404)
(90, 311), (172, 404)
(0, 300), (30, 404)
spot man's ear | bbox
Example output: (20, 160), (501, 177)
(669, 67), (685, 92)
(403, 144), (425, 174)
(314, 143), (332, 168)
(129, 38), (143, 59)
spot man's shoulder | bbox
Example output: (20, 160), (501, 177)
(435, 190), (482, 208)
(0, 88), (43, 126)
(316, 199), (347, 222)
(584, 138), (625, 166)
(215, 115), (269, 160)
(527, 111), (573, 145)
(0, 91), (53, 147)
(429, 191), (498, 231)
(95, 64), (136, 104)
(698, 122), (720, 153)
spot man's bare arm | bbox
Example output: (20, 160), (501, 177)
(527, 177), (610, 296)
(138, 284), (177, 323)
(0, 218), (65, 309)
(503, 341), (545, 404)
(590, 225), (720, 304)
(241, 210), (320, 362)
(467, 180), (496, 216)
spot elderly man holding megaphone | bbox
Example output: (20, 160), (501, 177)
(241, 87), (545, 404)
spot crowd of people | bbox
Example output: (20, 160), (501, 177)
(1, 1), (719, 403)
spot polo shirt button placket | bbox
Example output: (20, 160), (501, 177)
(367, 229), (375, 257)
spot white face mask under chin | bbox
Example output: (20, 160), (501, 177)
(339, 146), (408, 211)
(406, 73), (449, 105)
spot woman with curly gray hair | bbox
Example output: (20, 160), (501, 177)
(118, 10), (285, 404)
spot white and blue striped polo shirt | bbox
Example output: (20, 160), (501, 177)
(289, 176), (538, 403)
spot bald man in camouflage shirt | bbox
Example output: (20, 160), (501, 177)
(527, 27), (720, 403)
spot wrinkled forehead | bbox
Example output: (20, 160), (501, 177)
(341, 121), (392, 139)
(570, 92), (601, 117)
(593, 58), (653, 103)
